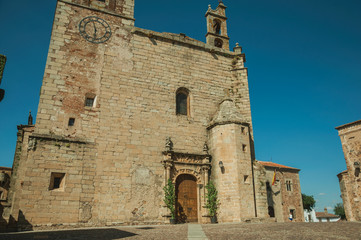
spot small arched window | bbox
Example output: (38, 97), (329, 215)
(213, 19), (221, 35)
(176, 88), (190, 116)
(85, 93), (96, 108)
(214, 38), (223, 48)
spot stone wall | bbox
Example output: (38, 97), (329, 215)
(336, 120), (361, 221)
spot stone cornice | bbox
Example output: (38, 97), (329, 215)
(262, 165), (301, 173)
(337, 170), (348, 178)
(205, 32), (230, 40)
(335, 119), (361, 131)
(17, 125), (35, 131)
(30, 133), (93, 145)
(207, 120), (248, 130)
(205, 11), (227, 20)
(131, 27), (245, 59)
(162, 151), (211, 159)
(58, 0), (135, 21)
(172, 161), (211, 166)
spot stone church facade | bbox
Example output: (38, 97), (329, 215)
(2, 0), (304, 230)
(336, 120), (361, 221)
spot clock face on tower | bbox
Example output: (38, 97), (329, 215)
(79, 16), (112, 44)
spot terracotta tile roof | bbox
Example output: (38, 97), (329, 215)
(258, 161), (300, 171)
(316, 212), (340, 218)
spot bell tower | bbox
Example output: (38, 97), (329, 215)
(205, 0), (230, 50)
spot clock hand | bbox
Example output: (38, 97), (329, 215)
(92, 21), (97, 39)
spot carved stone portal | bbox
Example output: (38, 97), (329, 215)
(162, 150), (211, 223)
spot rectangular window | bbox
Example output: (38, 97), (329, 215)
(242, 144), (247, 152)
(68, 118), (75, 127)
(49, 172), (65, 190)
(85, 98), (94, 107)
(244, 175), (250, 184)
(286, 180), (292, 191)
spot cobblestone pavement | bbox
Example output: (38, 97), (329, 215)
(202, 222), (361, 240)
(0, 222), (360, 240)
(0, 225), (188, 240)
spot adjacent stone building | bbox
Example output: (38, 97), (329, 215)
(254, 161), (304, 222)
(0, 166), (12, 231)
(0, 54), (6, 102)
(0, 167), (12, 202)
(336, 120), (361, 221)
(2, 0), (304, 230)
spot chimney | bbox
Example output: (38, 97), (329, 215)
(324, 208), (328, 213)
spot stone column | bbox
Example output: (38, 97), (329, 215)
(204, 167), (209, 187)
(161, 157), (173, 223)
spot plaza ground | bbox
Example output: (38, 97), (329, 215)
(0, 222), (360, 240)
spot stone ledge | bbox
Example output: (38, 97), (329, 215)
(131, 27), (246, 60)
(30, 133), (94, 145)
(162, 151), (211, 159)
(207, 121), (249, 130)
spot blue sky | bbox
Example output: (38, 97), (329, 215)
(1, 0), (361, 214)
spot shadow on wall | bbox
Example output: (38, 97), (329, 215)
(0, 228), (138, 240)
(0, 208), (33, 232)
(266, 181), (275, 218)
(0, 204), (7, 232)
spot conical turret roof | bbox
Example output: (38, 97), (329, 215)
(208, 98), (244, 129)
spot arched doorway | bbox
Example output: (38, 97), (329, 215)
(176, 174), (198, 223)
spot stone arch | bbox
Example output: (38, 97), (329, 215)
(213, 19), (222, 35)
(172, 168), (201, 184)
(214, 38), (223, 48)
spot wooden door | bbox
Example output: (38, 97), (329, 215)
(176, 174), (198, 223)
